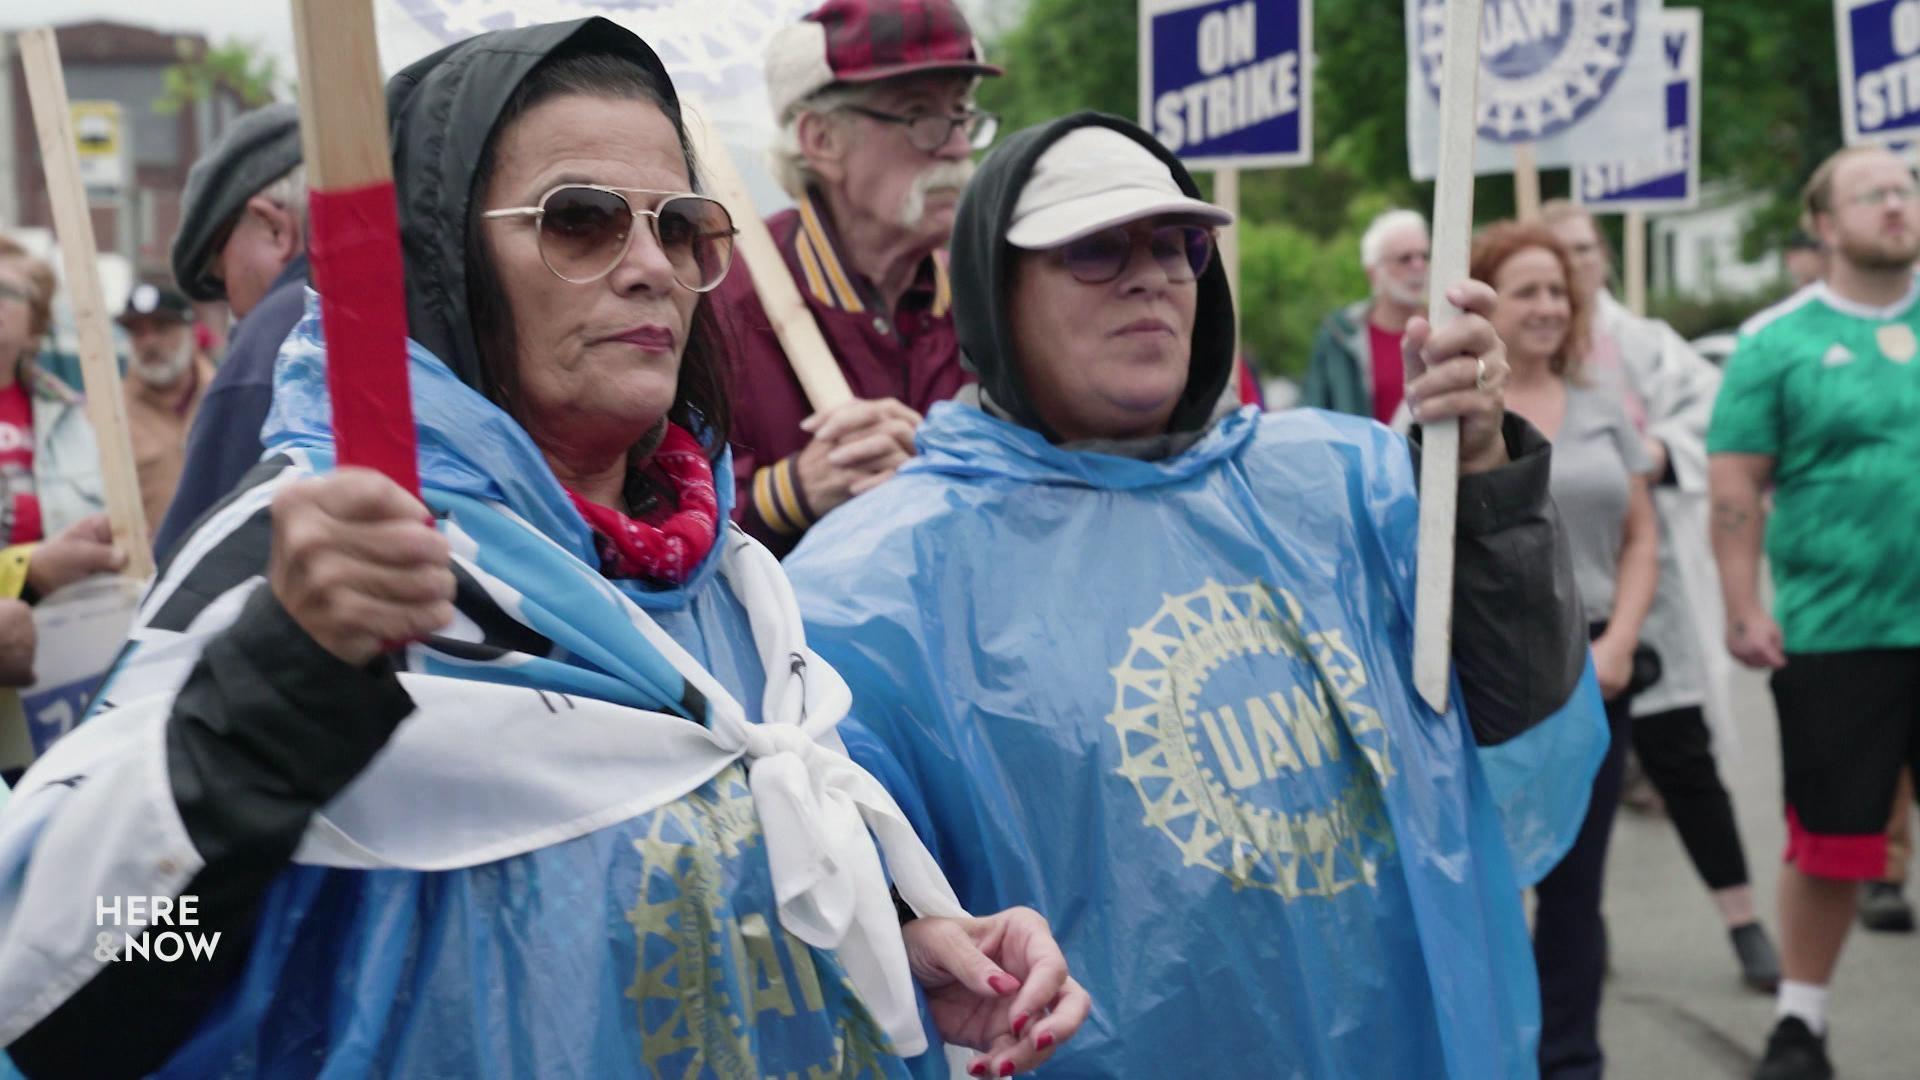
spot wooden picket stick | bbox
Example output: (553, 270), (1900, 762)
(19, 29), (154, 581)
(1412, 0), (1485, 714)
(289, 0), (420, 497)
(291, 1), (389, 196)
(1513, 141), (1540, 220)
(684, 101), (854, 412)
(1624, 208), (1647, 315)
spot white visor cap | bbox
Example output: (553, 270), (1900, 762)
(1006, 126), (1234, 250)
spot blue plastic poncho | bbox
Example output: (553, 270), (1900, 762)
(787, 401), (1607, 1079)
(0, 16), (963, 1074)
(0, 300), (934, 1080)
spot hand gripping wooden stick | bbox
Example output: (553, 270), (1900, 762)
(19, 29), (155, 580)
(684, 101), (854, 412)
(290, 0), (420, 497)
(1412, 0), (1485, 714)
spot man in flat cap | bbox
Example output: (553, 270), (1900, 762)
(713, 0), (1000, 556)
(116, 284), (215, 531)
(154, 103), (305, 560)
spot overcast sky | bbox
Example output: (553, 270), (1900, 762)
(2, 1), (301, 79)
(1, 0), (1014, 216)
(0, 0), (1015, 84)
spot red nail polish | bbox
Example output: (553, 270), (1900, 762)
(968, 1064), (987, 1078)
(999, 1063), (1015, 1077)
(1036, 1031), (1055, 1051)
(988, 974), (1019, 995)
(1011, 1013), (1029, 1038)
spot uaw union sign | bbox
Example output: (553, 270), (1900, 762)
(1417, 0), (1644, 143)
(386, 0), (813, 103)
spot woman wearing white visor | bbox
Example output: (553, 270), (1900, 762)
(784, 112), (1609, 1078)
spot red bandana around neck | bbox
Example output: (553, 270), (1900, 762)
(566, 423), (719, 584)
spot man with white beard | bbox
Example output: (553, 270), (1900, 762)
(712, 0), (1000, 555)
(115, 284), (214, 531)
(1302, 208), (1429, 422)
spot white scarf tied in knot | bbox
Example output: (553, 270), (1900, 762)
(279, 530), (967, 1056)
(725, 534), (968, 1056)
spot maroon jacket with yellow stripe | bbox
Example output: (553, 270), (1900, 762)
(713, 190), (972, 556)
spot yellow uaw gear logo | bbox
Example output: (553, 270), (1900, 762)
(625, 764), (891, 1079)
(1107, 579), (1397, 899)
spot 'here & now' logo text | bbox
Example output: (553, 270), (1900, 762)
(94, 896), (221, 962)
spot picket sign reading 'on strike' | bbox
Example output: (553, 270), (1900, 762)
(1138, 0), (1312, 168)
(1837, 0), (1920, 144)
(1574, 7), (1699, 211)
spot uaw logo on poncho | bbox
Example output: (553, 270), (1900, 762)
(1417, 0), (1642, 142)
(623, 764), (892, 1078)
(1105, 580), (1397, 899)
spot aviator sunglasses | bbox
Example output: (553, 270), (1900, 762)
(483, 184), (738, 291)
(1054, 223), (1216, 285)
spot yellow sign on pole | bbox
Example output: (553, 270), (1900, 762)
(69, 100), (124, 190)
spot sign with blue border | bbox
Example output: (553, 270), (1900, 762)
(1417, 0), (1646, 145)
(23, 678), (100, 758)
(1138, 0), (1313, 169)
(18, 576), (140, 758)
(1574, 7), (1699, 211)
(1837, 0), (1920, 145)
(1404, 0), (1668, 181)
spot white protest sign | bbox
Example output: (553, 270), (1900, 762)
(1836, 0), (1920, 145)
(1405, 0), (1670, 180)
(1574, 7), (1699, 211)
(20, 576), (142, 758)
(1138, 0), (1313, 169)
(376, 0), (817, 211)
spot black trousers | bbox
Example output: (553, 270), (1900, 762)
(1535, 691), (1632, 1080)
(1632, 705), (1750, 891)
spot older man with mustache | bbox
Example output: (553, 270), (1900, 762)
(714, 0), (999, 555)
(115, 284), (216, 531)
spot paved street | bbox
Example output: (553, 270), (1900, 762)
(1602, 667), (1920, 1078)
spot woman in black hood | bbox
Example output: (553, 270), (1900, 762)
(787, 112), (1600, 1077)
(0, 20), (1085, 1079)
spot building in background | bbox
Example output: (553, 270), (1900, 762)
(1650, 184), (1786, 302)
(0, 21), (246, 286)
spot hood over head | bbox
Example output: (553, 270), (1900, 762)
(383, 17), (682, 396)
(949, 111), (1237, 441)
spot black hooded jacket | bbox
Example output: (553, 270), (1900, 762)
(383, 18), (683, 396)
(951, 112), (1236, 441)
(8, 20), (674, 1077)
(945, 111), (1585, 744)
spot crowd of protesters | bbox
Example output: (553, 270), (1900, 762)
(0, 2), (1913, 1079)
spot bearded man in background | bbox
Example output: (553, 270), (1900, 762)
(116, 284), (215, 531)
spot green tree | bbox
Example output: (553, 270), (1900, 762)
(1697, 2), (1844, 257)
(978, 0), (1850, 372)
(978, 0), (1135, 133)
(155, 38), (282, 115)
